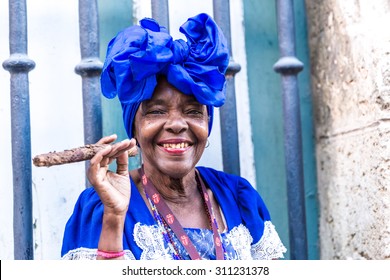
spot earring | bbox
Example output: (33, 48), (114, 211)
(205, 139), (210, 148)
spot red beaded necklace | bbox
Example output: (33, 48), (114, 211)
(139, 167), (225, 260)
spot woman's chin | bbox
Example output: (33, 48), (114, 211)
(142, 147), (202, 178)
(156, 161), (197, 179)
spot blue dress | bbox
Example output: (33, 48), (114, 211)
(61, 167), (286, 260)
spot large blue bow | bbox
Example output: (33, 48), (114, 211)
(100, 13), (230, 138)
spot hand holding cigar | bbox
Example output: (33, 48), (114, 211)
(33, 142), (138, 167)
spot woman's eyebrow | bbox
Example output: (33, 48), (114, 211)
(143, 98), (167, 107)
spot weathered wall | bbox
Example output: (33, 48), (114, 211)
(305, 0), (390, 259)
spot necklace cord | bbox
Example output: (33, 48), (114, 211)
(139, 167), (224, 260)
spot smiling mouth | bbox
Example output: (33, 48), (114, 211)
(161, 143), (190, 149)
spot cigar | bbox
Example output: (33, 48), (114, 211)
(33, 143), (138, 167)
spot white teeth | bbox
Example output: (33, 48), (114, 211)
(162, 143), (189, 149)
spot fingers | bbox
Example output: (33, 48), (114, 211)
(115, 139), (137, 176)
(94, 136), (136, 159)
(97, 134), (117, 145)
(116, 159), (128, 176)
(87, 136), (134, 214)
(104, 138), (134, 160)
(126, 138), (138, 157)
(89, 138), (136, 175)
(112, 140), (130, 176)
(90, 144), (112, 167)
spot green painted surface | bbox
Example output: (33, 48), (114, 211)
(243, 0), (319, 259)
(98, 0), (141, 170)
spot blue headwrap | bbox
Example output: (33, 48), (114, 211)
(100, 13), (229, 138)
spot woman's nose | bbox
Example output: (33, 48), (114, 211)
(164, 111), (188, 133)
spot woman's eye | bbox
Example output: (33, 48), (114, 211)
(187, 109), (203, 115)
(147, 110), (165, 115)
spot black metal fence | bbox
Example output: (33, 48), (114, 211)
(3, 0), (35, 260)
(273, 0), (308, 259)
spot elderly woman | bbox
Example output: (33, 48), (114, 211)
(61, 13), (286, 260)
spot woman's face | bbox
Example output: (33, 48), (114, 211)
(133, 77), (209, 178)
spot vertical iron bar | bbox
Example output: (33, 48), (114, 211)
(2, 0), (35, 260)
(273, 0), (308, 259)
(76, 0), (103, 187)
(151, 0), (169, 31)
(213, 0), (241, 176)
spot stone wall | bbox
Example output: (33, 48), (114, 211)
(305, 0), (390, 259)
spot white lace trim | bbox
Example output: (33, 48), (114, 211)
(251, 221), (287, 260)
(133, 222), (173, 260)
(225, 224), (253, 260)
(62, 221), (286, 260)
(61, 247), (135, 260)
(132, 221), (286, 260)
